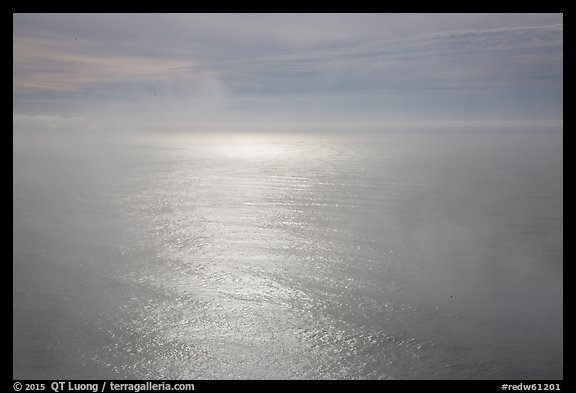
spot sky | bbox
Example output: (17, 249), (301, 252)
(13, 13), (563, 134)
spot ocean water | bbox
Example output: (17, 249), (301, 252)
(13, 131), (563, 379)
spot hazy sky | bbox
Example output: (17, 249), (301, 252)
(13, 13), (563, 134)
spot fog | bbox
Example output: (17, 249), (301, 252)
(14, 13), (562, 380)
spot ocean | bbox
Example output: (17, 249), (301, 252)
(13, 130), (563, 379)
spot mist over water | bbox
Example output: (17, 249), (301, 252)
(13, 130), (562, 379)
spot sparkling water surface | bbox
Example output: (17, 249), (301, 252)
(13, 131), (563, 379)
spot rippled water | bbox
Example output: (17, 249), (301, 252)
(13, 131), (563, 379)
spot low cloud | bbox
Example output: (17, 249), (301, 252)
(13, 114), (98, 135)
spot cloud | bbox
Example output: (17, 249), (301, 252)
(13, 35), (210, 93)
(13, 14), (563, 96)
(215, 24), (562, 92)
(13, 14), (563, 130)
(240, 24), (563, 65)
